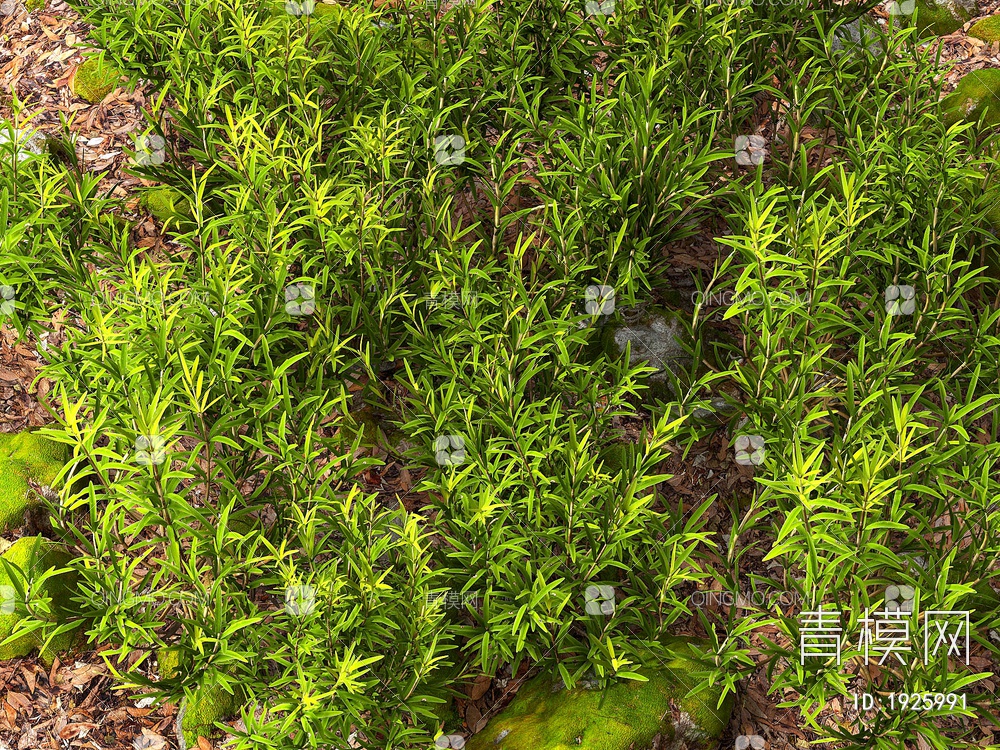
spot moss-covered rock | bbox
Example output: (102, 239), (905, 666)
(158, 648), (245, 748)
(914, 0), (977, 36)
(141, 187), (193, 225)
(466, 643), (732, 750)
(71, 57), (123, 104)
(943, 69), (1000, 127)
(0, 432), (68, 533)
(969, 15), (1000, 41)
(0, 536), (78, 664)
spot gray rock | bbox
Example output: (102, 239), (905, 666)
(831, 18), (882, 55)
(944, 0), (977, 15)
(597, 308), (737, 405)
(600, 308), (693, 399)
(0, 126), (46, 163)
(691, 396), (741, 425)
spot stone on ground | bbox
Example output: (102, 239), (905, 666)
(71, 57), (123, 104)
(158, 648), (245, 748)
(0, 536), (78, 663)
(831, 18), (882, 56)
(913, 0), (977, 36)
(969, 15), (1000, 42)
(0, 125), (47, 164)
(465, 642), (733, 750)
(598, 307), (732, 403)
(142, 187), (193, 225)
(942, 69), (1000, 127)
(0, 431), (67, 532)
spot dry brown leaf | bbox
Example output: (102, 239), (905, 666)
(133, 727), (169, 750)
(59, 722), (98, 739)
(468, 673), (490, 701)
(19, 667), (35, 697)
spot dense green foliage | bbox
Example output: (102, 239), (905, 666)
(3, 0), (1000, 747)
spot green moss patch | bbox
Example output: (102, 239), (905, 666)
(0, 431), (68, 532)
(313, 1), (344, 19)
(969, 15), (1000, 41)
(914, 0), (977, 35)
(943, 69), (1000, 127)
(141, 187), (193, 225)
(158, 648), (245, 747)
(71, 57), (123, 104)
(466, 642), (732, 750)
(0, 536), (79, 664)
